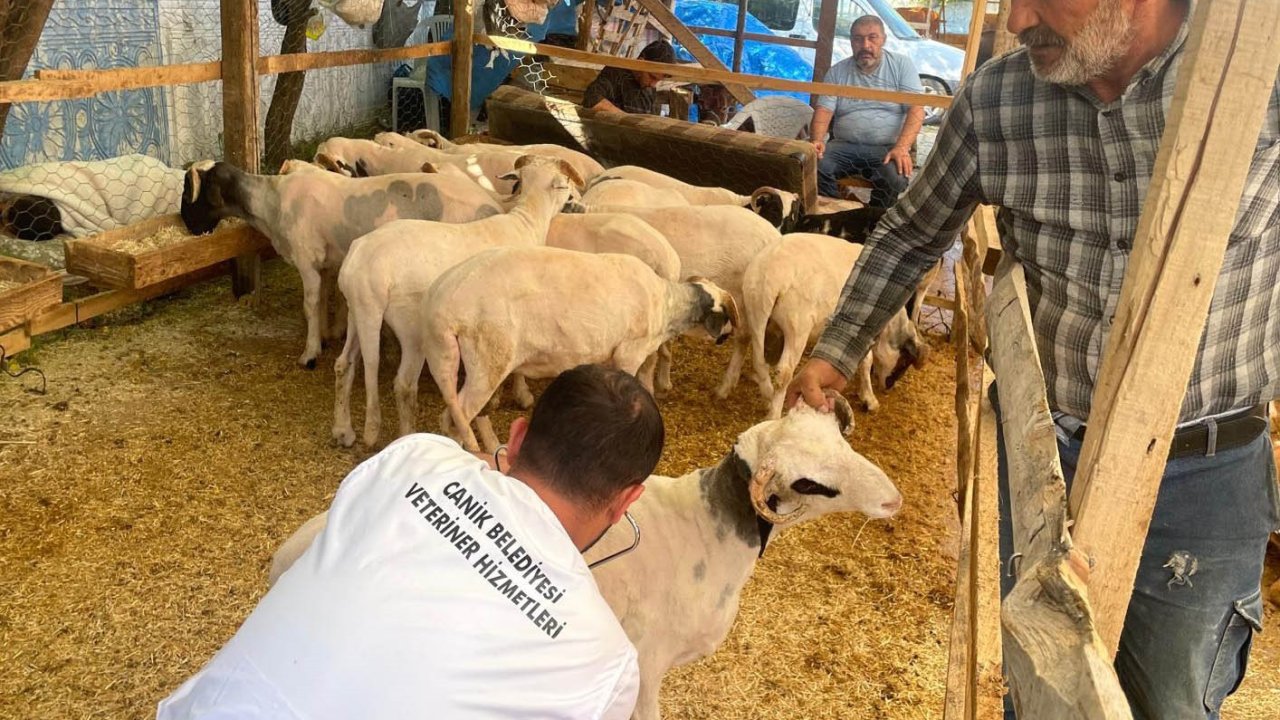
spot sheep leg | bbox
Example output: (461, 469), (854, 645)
(475, 417), (502, 454)
(631, 672), (663, 720)
(356, 308), (386, 446)
(331, 285), (349, 341)
(331, 309), (361, 447)
(855, 352), (880, 413)
(750, 322), (775, 402)
(442, 338), (503, 452)
(317, 269), (334, 344)
(636, 353), (658, 396)
(297, 265), (325, 369)
(768, 323), (810, 420)
(713, 334), (749, 399)
(655, 342), (673, 396)
(510, 374), (535, 410)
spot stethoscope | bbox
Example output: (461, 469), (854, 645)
(493, 445), (641, 570)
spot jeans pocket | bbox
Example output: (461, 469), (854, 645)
(1203, 588), (1264, 713)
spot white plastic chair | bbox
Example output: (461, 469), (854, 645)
(392, 14), (453, 133)
(721, 95), (815, 140)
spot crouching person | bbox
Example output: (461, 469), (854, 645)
(157, 364), (664, 720)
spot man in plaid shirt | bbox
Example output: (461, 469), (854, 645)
(787, 0), (1279, 717)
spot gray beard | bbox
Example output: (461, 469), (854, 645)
(856, 54), (882, 73)
(1027, 1), (1135, 86)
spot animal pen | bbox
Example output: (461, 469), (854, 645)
(1, 0), (1278, 718)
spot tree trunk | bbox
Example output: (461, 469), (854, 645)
(263, 0), (314, 172)
(0, 0), (55, 139)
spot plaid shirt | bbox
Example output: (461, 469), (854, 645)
(813, 19), (1280, 423)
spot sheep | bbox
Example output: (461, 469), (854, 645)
(180, 160), (506, 368)
(791, 205), (887, 241)
(373, 131), (600, 193)
(743, 232), (928, 418)
(421, 245), (739, 452)
(579, 177), (691, 209)
(267, 394), (902, 720)
(574, 203), (782, 399)
(333, 156), (584, 448)
(402, 128), (606, 181)
(585, 166), (751, 206)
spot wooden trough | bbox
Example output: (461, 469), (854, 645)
(64, 215), (269, 291)
(0, 257), (62, 335)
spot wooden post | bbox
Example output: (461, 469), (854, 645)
(812, 0), (839, 84)
(1068, 0), (1280, 656)
(987, 260), (1132, 719)
(451, 0), (475, 137)
(629, 0), (754, 105)
(993, 0), (1018, 57)
(220, 0), (261, 299)
(577, 0), (593, 51)
(731, 0), (748, 73)
(960, 0), (988, 78)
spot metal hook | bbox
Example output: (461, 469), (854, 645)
(587, 512), (641, 569)
(1005, 552), (1024, 579)
(0, 344), (46, 395)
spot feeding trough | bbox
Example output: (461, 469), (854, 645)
(0, 257), (62, 334)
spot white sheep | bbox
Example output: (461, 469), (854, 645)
(421, 245), (739, 451)
(587, 166), (752, 205)
(373, 131), (598, 193)
(742, 232), (928, 418)
(267, 395), (902, 720)
(333, 156), (582, 447)
(579, 178), (691, 208)
(402, 128), (606, 181)
(577, 203), (782, 399)
(181, 160), (505, 368)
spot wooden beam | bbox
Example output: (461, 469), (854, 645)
(257, 41), (451, 75)
(975, 367), (1006, 720)
(577, 0), (593, 51)
(1068, 0), (1280, 656)
(812, 0), (839, 84)
(480, 35), (953, 108)
(731, 0), (748, 73)
(220, 0), (261, 298)
(960, 0), (988, 79)
(451, 0), (475, 137)
(987, 259), (1132, 719)
(688, 26), (818, 50)
(993, 0), (1018, 57)
(628, 0), (755, 105)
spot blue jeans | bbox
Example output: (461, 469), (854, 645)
(994, 388), (1279, 719)
(817, 140), (909, 207)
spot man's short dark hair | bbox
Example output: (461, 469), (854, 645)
(851, 15), (885, 33)
(638, 39), (676, 64)
(515, 365), (664, 508)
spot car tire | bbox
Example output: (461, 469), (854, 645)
(920, 76), (950, 126)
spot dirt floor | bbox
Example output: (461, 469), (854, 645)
(1, 259), (1277, 718)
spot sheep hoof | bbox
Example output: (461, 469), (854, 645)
(301, 357), (317, 370)
(713, 385), (733, 401)
(332, 427), (356, 448)
(860, 397), (879, 413)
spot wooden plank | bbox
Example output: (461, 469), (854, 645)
(0, 257), (61, 334)
(1069, 0), (1280, 656)
(480, 35), (951, 108)
(0, 324), (31, 357)
(452, 0), (475, 137)
(975, 368), (1005, 720)
(628, 0), (755, 105)
(967, 205), (998, 354)
(812, 0), (839, 84)
(221, 0), (262, 298)
(987, 259), (1132, 719)
(731, 0), (748, 73)
(687, 26), (818, 49)
(257, 41), (451, 75)
(64, 216), (269, 290)
(577, 0), (593, 51)
(960, 0), (988, 79)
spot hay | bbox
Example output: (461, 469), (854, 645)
(0, 259), (1274, 718)
(0, 278), (22, 293)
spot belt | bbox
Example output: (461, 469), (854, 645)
(1070, 404), (1269, 459)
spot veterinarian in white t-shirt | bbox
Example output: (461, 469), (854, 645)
(157, 364), (665, 720)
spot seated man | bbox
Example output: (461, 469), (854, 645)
(812, 15), (925, 207)
(582, 39), (676, 114)
(157, 364), (664, 720)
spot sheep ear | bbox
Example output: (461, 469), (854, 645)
(720, 290), (741, 334)
(314, 152), (342, 173)
(184, 160), (215, 203)
(908, 337), (930, 369)
(498, 171), (520, 183)
(514, 154), (535, 170)
(420, 161), (440, 174)
(749, 187), (770, 211)
(555, 159), (586, 191)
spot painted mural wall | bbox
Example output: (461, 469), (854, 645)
(1, 0), (394, 170)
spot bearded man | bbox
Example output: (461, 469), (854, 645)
(787, 1), (1280, 717)
(812, 15), (925, 207)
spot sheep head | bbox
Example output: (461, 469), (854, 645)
(408, 128), (452, 149)
(747, 187), (802, 233)
(181, 160), (239, 236)
(313, 151), (359, 177)
(872, 307), (928, 391)
(687, 278), (738, 346)
(737, 391), (901, 526)
(502, 155), (582, 210)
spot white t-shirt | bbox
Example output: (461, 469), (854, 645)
(157, 434), (639, 720)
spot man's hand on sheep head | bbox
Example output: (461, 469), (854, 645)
(786, 358), (849, 415)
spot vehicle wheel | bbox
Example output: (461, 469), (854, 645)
(920, 76), (950, 126)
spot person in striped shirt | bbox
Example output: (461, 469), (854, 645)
(787, 1), (1279, 717)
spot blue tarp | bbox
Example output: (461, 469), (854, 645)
(425, 0), (816, 110)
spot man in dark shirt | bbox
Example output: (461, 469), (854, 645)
(582, 39), (676, 114)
